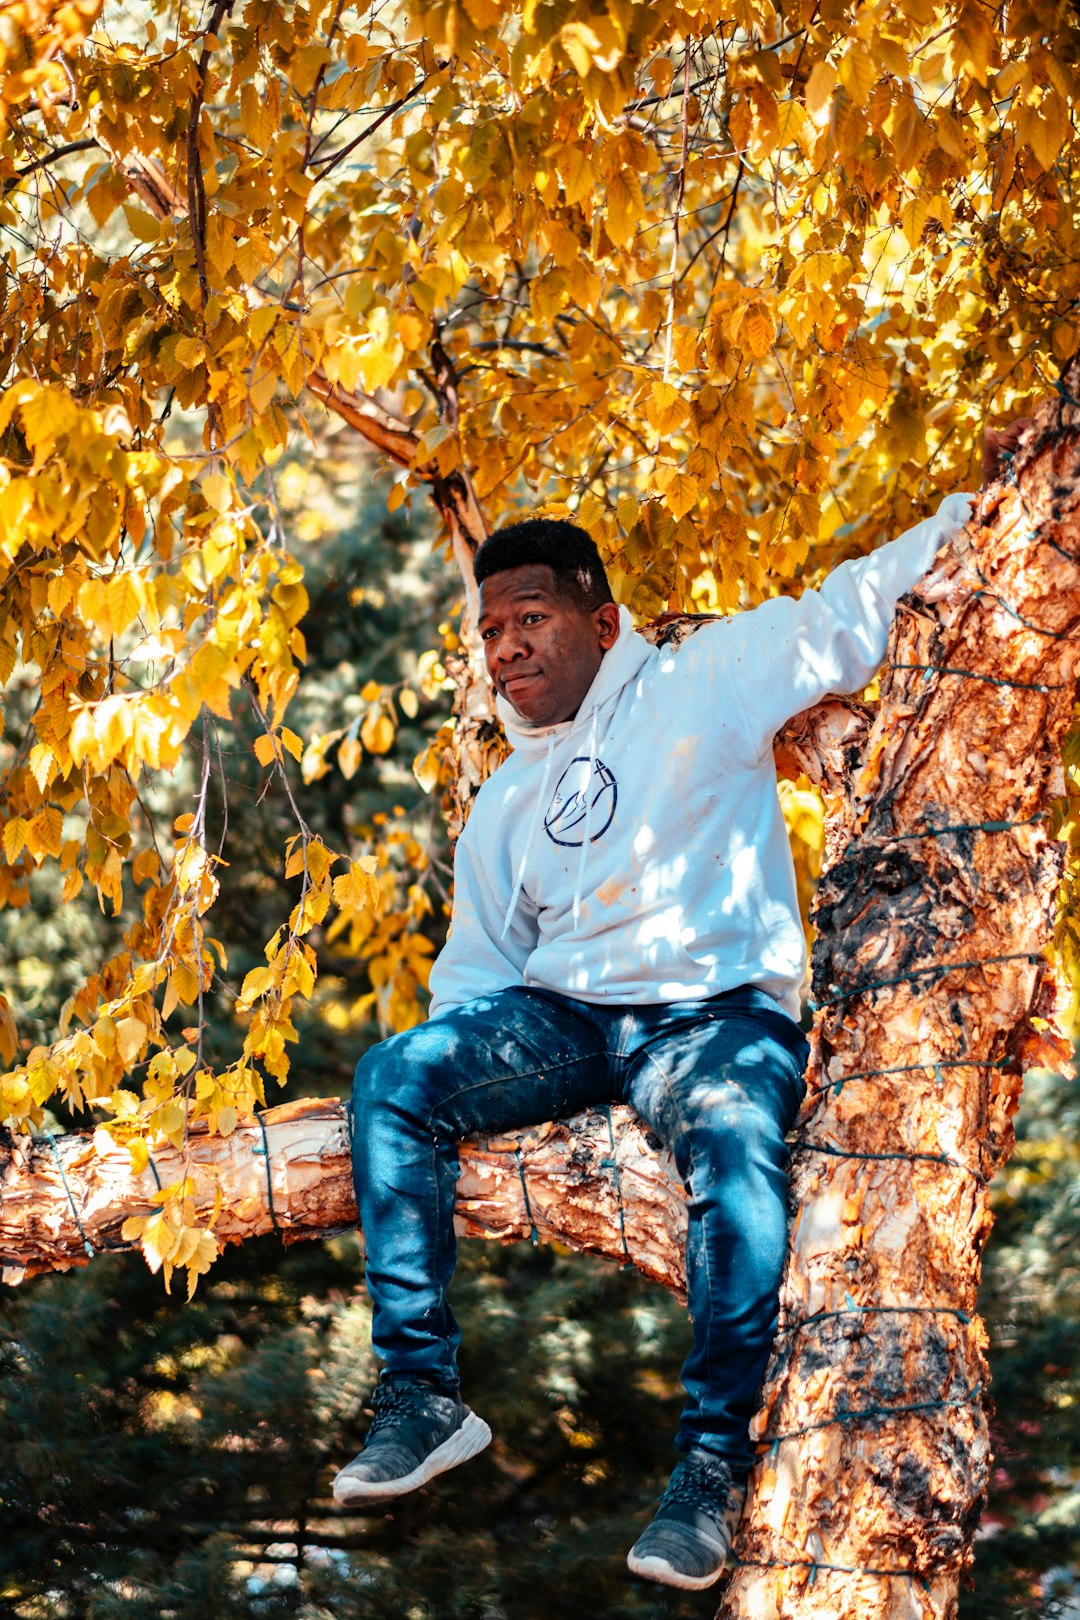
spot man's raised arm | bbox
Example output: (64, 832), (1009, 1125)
(687, 491), (977, 761)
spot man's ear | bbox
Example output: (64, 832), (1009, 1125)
(595, 601), (621, 649)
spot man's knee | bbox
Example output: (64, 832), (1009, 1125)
(351, 1019), (454, 1124)
(675, 1092), (789, 1198)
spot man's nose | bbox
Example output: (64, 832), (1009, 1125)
(493, 627), (528, 665)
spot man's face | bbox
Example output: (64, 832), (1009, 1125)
(478, 564), (620, 727)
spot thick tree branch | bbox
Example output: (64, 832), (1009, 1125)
(0, 1098), (684, 1292)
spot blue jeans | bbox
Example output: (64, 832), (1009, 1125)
(350, 985), (808, 1475)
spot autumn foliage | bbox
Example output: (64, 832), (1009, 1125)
(1, 0), (1078, 1298)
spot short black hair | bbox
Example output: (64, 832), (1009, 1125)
(473, 518), (614, 611)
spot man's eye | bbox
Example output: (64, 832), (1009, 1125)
(480, 627), (497, 641)
(523, 612), (544, 624)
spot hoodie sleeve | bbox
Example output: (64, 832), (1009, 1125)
(700, 492), (976, 759)
(426, 805), (539, 1020)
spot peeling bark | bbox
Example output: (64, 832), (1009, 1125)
(721, 386), (1080, 1619)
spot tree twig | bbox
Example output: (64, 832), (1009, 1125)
(662, 45), (692, 382)
(2, 138), (98, 196)
(310, 75), (433, 183)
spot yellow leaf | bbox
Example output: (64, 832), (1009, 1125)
(413, 743), (441, 793)
(646, 381), (688, 436)
(729, 95), (753, 154)
(901, 194), (930, 249)
(116, 1016), (146, 1065)
(289, 889), (331, 935)
(398, 688), (419, 719)
(557, 145), (596, 206)
(605, 168), (644, 250)
(829, 86), (864, 156)
(253, 76), (281, 149)
(291, 42), (331, 94)
(338, 734), (362, 779)
(202, 472), (232, 513)
(19, 386), (79, 459)
(1022, 99), (1066, 172)
(30, 805), (62, 858)
(240, 80), (279, 149)
(397, 310), (427, 350)
(889, 91), (925, 170)
(0, 995), (17, 1065)
(47, 574), (74, 617)
(173, 336), (206, 369)
(215, 1106), (237, 1137)
(280, 727), (303, 761)
(743, 304), (776, 359)
(951, 2), (997, 83)
(617, 495), (639, 531)
(332, 857), (381, 912)
(1053, 324), (1076, 361)
(936, 108), (968, 159)
(838, 42), (877, 107)
(185, 1229), (218, 1298)
(107, 572), (142, 637)
(301, 739), (333, 783)
(3, 817), (28, 862)
(123, 204), (162, 243)
(559, 18), (620, 76)
(240, 966), (274, 1005)
(662, 472), (700, 521)
(28, 744), (54, 791)
(361, 708), (395, 754)
(254, 733), (277, 767)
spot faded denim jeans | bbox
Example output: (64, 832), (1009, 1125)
(350, 984), (808, 1476)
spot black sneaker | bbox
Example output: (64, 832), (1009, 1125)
(626, 1450), (746, 1590)
(332, 1375), (491, 1505)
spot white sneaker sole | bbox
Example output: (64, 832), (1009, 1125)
(625, 1549), (727, 1591)
(333, 1411), (492, 1504)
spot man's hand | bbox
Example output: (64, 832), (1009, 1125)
(982, 416), (1034, 485)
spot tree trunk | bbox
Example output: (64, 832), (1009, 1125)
(721, 387), (1080, 1619)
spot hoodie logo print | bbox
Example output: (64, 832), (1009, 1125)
(543, 757), (617, 847)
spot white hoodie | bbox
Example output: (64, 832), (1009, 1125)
(428, 493), (975, 1022)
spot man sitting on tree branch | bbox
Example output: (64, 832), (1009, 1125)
(333, 431), (1019, 1591)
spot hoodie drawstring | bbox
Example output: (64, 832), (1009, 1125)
(501, 732), (555, 940)
(572, 706), (599, 933)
